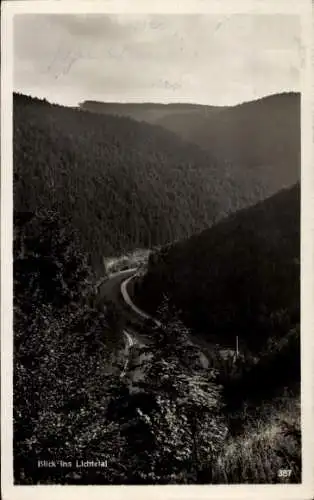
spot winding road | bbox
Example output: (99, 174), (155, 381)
(121, 274), (162, 327)
(97, 268), (153, 377)
(97, 268), (209, 375)
(98, 268), (158, 339)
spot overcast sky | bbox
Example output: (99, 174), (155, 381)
(13, 13), (301, 106)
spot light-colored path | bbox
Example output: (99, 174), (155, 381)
(99, 267), (209, 374)
(120, 274), (208, 369)
(120, 275), (162, 327)
(120, 329), (135, 378)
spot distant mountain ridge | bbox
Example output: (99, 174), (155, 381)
(80, 92), (300, 192)
(79, 92), (298, 122)
(79, 100), (225, 123)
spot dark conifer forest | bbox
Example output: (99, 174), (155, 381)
(14, 92), (298, 272)
(81, 92), (300, 192)
(13, 91), (301, 485)
(136, 184), (300, 353)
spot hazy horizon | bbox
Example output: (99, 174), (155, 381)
(15, 89), (300, 109)
(14, 14), (301, 107)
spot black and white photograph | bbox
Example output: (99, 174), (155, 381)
(1, 0), (314, 497)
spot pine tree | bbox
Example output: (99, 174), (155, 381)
(14, 207), (91, 311)
(105, 297), (227, 484)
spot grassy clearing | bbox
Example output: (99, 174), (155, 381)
(210, 395), (301, 484)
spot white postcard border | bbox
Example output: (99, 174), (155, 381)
(1, 1), (313, 499)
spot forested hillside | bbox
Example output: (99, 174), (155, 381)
(15, 93), (275, 273)
(14, 206), (301, 485)
(80, 92), (300, 193)
(14, 92), (301, 484)
(136, 183), (300, 354)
